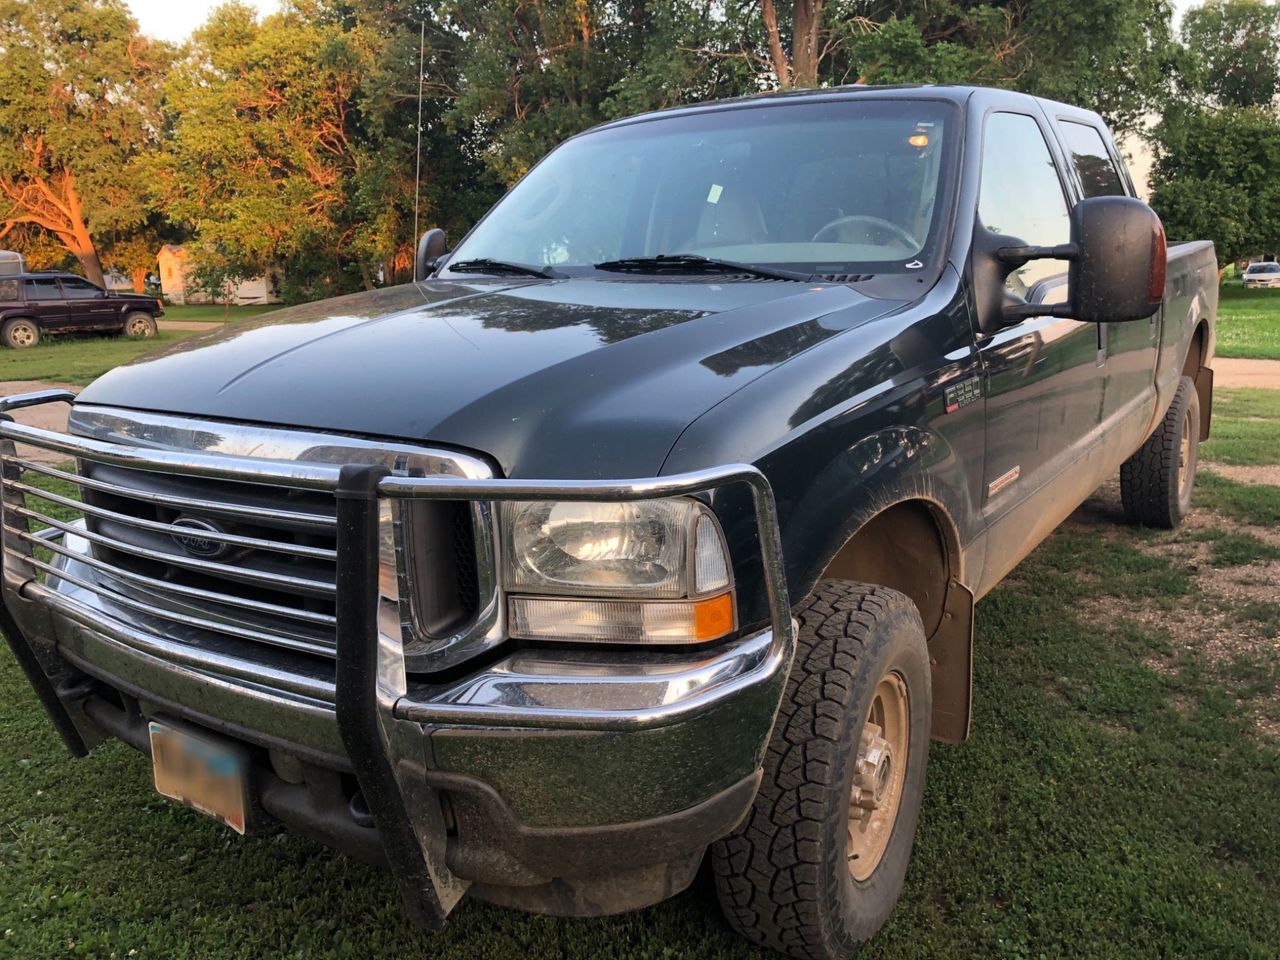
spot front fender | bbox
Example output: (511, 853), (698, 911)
(664, 268), (987, 624)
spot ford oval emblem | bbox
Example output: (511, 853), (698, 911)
(171, 516), (230, 560)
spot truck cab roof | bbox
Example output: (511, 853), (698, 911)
(592, 84), (1113, 137)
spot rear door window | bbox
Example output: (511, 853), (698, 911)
(23, 278), (63, 301)
(1057, 121), (1127, 199)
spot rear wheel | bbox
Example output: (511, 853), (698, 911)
(1120, 375), (1200, 529)
(1, 318), (40, 349)
(712, 581), (931, 959)
(122, 312), (158, 339)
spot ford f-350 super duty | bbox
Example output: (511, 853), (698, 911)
(0, 85), (1216, 958)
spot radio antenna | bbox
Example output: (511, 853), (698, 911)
(413, 19), (426, 243)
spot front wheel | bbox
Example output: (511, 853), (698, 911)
(122, 312), (158, 339)
(1, 317), (40, 349)
(712, 581), (932, 959)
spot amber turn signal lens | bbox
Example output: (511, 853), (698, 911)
(907, 134), (929, 148)
(693, 592), (735, 641)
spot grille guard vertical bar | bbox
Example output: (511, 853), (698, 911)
(334, 464), (455, 928)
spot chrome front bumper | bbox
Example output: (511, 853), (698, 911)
(0, 390), (795, 923)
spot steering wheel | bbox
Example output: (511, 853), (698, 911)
(812, 215), (920, 250)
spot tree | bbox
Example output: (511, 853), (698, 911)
(1180, 0), (1280, 108)
(0, 0), (166, 285)
(151, 2), (376, 295)
(1149, 104), (1280, 266)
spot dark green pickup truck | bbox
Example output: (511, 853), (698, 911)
(0, 84), (1215, 958)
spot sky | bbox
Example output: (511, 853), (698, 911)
(129, 0), (1198, 43)
(124, 0), (279, 43)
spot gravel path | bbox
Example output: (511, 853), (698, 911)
(1214, 357), (1280, 389)
(158, 320), (220, 332)
(0, 380), (76, 464)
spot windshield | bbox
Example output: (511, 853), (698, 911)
(444, 98), (958, 279)
(1247, 263), (1279, 274)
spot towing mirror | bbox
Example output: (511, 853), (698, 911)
(994, 196), (1167, 326)
(414, 228), (447, 281)
(1067, 197), (1166, 323)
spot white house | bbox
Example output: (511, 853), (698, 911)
(157, 245), (283, 306)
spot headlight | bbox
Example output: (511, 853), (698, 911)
(502, 498), (734, 644)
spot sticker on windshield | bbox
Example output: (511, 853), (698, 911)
(706, 184), (723, 204)
(905, 260), (923, 269)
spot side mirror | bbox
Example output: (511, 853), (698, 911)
(414, 228), (447, 281)
(990, 196), (1167, 327)
(1067, 196), (1166, 323)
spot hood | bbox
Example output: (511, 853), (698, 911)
(78, 278), (906, 478)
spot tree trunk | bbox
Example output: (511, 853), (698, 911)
(791, 0), (824, 88)
(762, 0), (792, 86)
(131, 267), (147, 293)
(63, 176), (106, 287)
(72, 242), (106, 287)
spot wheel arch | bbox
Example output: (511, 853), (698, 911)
(809, 492), (974, 745)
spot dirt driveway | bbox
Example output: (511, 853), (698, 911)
(1214, 357), (1280, 389)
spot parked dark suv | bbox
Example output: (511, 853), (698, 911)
(0, 272), (164, 348)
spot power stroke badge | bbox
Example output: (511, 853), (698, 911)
(943, 375), (982, 414)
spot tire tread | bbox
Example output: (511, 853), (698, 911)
(711, 581), (924, 959)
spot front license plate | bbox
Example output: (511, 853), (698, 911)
(148, 721), (248, 834)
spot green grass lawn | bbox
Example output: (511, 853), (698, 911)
(161, 303), (284, 323)
(1215, 285), (1280, 360)
(1202, 388), (1280, 467)
(1, 467), (1278, 957)
(0, 331), (205, 386)
(0, 304), (283, 386)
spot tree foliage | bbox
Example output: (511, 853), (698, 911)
(1150, 104), (1280, 265)
(0, 0), (166, 284)
(1, 0), (1261, 295)
(1180, 0), (1280, 109)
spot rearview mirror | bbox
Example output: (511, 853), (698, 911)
(995, 196), (1167, 326)
(414, 228), (447, 281)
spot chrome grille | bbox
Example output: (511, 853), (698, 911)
(0, 407), (496, 668)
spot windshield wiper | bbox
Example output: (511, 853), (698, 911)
(594, 254), (810, 282)
(446, 258), (561, 279)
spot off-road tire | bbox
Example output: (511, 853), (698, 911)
(1, 317), (40, 349)
(711, 580), (932, 960)
(122, 312), (158, 339)
(1120, 375), (1200, 529)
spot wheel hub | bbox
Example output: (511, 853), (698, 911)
(846, 672), (909, 881)
(852, 726), (893, 811)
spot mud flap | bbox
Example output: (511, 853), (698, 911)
(334, 464), (468, 929)
(1195, 365), (1213, 442)
(927, 577), (974, 745)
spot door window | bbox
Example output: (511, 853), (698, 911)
(1058, 121), (1126, 198)
(978, 112), (1071, 298)
(60, 277), (105, 299)
(23, 278), (63, 301)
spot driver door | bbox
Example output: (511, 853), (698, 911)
(973, 111), (1105, 563)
